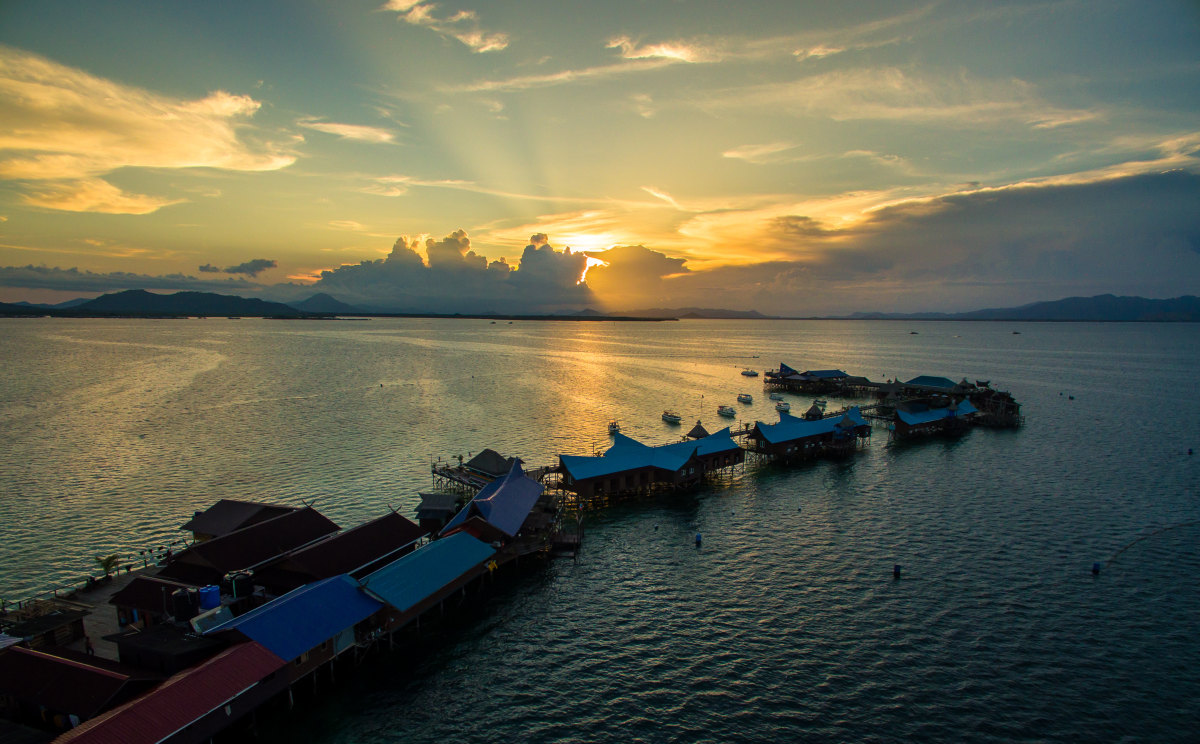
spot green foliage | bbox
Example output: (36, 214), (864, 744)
(94, 553), (121, 576)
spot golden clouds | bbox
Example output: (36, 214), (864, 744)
(0, 45), (295, 214)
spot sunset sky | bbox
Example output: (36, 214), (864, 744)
(1, 1), (1198, 314)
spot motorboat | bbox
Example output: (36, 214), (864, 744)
(737, 393), (753, 404)
(662, 411), (682, 424)
(608, 421), (621, 435)
(717, 405), (736, 418)
(814, 399), (827, 409)
(769, 392), (783, 401)
(775, 401), (791, 412)
(741, 368), (759, 377)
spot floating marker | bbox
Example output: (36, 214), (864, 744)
(893, 564), (902, 579)
(1092, 562), (1101, 576)
(654, 524), (659, 531)
(1189, 448), (1193, 456)
(695, 533), (702, 546)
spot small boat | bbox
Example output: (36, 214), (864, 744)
(741, 368), (759, 377)
(662, 411), (682, 424)
(813, 399), (827, 409)
(717, 405), (736, 418)
(737, 393), (753, 404)
(775, 401), (791, 412)
(769, 392), (783, 401)
(608, 421), (620, 435)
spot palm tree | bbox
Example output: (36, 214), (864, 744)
(94, 553), (122, 579)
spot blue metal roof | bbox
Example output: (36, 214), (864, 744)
(802, 369), (849, 379)
(904, 375), (957, 389)
(441, 462), (543, 537)
(203, 574), (382, 661)
(359, 532), (495, 613)
(560, 428), (740, 481)
(753, 407), (869, 444)
(896, 400), (977, 426)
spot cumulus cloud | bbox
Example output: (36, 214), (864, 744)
(195, 259), (277, 277)
(305, 230), (593, 312)
(223, 259), (277, 276)
(583, 244), (689, 306)
(0, 45), (295, 213)
(380, 1), (508, 52)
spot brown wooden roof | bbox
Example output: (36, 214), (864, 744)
(179, 499), (299, 537)
(158, 507), (339, 585)
(0, 647), (144, 721)
(250, 511), (426, 593)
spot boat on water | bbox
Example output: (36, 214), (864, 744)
(662, 411), (682, 424)
(741, 368), (759, 377)
(775, 401), (791, 412)
(608, 421), (621, 435)
(717, 405), (737, 418)
(769, 392), (783, 401)
(813, 398), (827, 409)
(737, 393), (753, 404)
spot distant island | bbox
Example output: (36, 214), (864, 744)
(2, 290), (1198, 322)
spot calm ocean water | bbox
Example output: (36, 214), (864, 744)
(2, 317), (1198, 742)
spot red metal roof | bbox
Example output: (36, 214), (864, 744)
(0, 647), (131, 720)
(54, 642), (285, 744)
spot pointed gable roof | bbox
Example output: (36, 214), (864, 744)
(752, 407), (869, 444)
(686, 421), (710, 439)
(442, 462), (543, 537)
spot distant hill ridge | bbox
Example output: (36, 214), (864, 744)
(2, 291), (1198, 321)
(842, 294), (1200, 321)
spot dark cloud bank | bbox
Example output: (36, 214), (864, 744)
(2, 171), (1197, 314)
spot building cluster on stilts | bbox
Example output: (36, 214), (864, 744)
(0, 461), (568, 743)
(0, 359), (1022, 742)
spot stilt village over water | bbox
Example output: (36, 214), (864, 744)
(0, 363), (1021, 742)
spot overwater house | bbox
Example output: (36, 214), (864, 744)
(0, 599), (90, 651)
(157, 507), (340, 587)
(109, 575), (197, 630)
(53, 642), (287, 744)
(764, 365), (868, 395)
(359, 531), (498, 636)
(439, 462), (548, 554)
(558, 429), (744, 505)
(891, 399), (978, 439)
(431, 448), (523, 493)
(415, 491), (464, 534)
(110, 622), (227, 675)
(744, 408), (872, 461)
(899, 375), (960, 396)
(0, 646), (157, 732)
(180, 499), (302, 543)
(203, 574), (386, 687)
(248, 511), (427, 596)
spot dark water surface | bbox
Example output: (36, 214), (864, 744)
(2, 318), (1198, 741)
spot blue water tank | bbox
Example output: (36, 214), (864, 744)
(198, 584), (220, 610)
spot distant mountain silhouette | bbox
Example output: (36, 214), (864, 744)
(74, 289), (308, 317)
(13, 298), (92, 309)
(842, 294), (1200, 321)
(625, 307), (773, 319)
(289, 293), (362, 313)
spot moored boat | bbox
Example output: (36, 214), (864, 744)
(608, 421), (621, 435)
(662, 411), (682, 424)
(717, 405), (736, 418)
(769, 392), (783, 401)
(737, 393), (753, 404)
(775, 401), (791, 412)
(741, 368), (759, 377)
